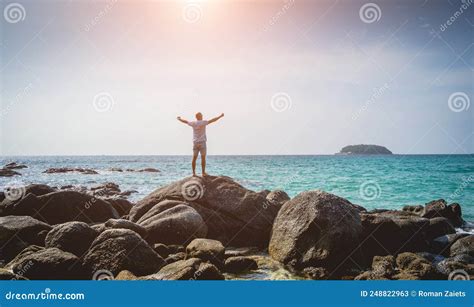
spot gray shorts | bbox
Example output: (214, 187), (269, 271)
(193, 142), (207, 156)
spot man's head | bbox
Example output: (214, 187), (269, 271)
(195, 112), (203, 120)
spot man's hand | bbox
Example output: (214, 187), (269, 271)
(177, 116), (188, 124)
(220, 113), (224, 118)
(208, 113), (225, 124)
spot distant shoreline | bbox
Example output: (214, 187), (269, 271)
(1, 154), (473, 157)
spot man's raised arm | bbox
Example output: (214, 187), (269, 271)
(177, 116), (189, 124)
(207, 113), (224, 124)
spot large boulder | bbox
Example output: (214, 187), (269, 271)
(450, 235), (474, 257)
(82, 229), (165, 276)
(359, 210), (430, 258)
(0, 191), (120, 224)
(131, 176), (282, 247)
(425, 217), (456, 240)
(0, 216), (51, 262)
(430, 233), (469, 256)
(8, 247), (87, 280)
(137, 201), (207, 245)
(143, 258), (224, 280)
(224, 256), (258, 273)
(421, 200), (463, 227)
(186, 238), (225, 267)
(45, 222), (98, 257)
(269, 190), (363, 270)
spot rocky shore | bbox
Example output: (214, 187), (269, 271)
(0, 175), (472, 280)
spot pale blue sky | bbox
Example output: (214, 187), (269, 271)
(1, 0), (473, 155)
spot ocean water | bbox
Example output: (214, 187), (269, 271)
(1, 155), (473, 221)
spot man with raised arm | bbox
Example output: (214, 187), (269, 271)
(177, 112), (224, 176)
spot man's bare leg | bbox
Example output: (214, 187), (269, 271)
(192, 154), (198, 176)
(201, 155), (208, 176)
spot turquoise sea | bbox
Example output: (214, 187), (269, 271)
(1, 155), (473, 220)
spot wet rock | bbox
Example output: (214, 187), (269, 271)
(137, 168), (160, 173)
(302, 267), (329, 280)
(224, 256), (258, 273)
(45, 222), (98, 257)
(421, 200), (463, 227)
(431, 233), (469, 256)
(425, 217), (455, 240)
(269, 190), (363, 270)
(165, 252), (186, 264)
(144, 258), (223, 280)
(3, 162), (27, 170)
(224, 247), (260, 258)
(0, 169), (21, 177)
(43, 168), (98, 175)
(82, 229), (165, 276)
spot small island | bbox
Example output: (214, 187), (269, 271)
(337, 144), (393, 155)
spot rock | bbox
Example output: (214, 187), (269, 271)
(153, 244), (170, 258)
(44, 167), (98, 174)
(0, 168), (21, 177)
(82, 229), (165, 276)
(359, 210), (430, 257)
(132, 176), (282, 247)
(22, 184), (56, 197)
(403, 205), (424, 215)
(265, 190), (290, 207)
(269, 190), (363, 270)
(224, 256), (258, 273)
(45, 222), (98, 257)
(450, 235), (474, 257)
(195, 262), (225, 280)
(4, 162), (27, 169)
(137, 201), (207, 245)
(144, 258), (223, 280)
(302, 267), (329, 280)
(451, 254), (474, 264)
(137, 168), (160, 173)
(431, 233), (469, 256)
(0, 191), (120, 224)
(435, 257), (472, 276)
(354, 255), (395, 280)
(186, 238), (225, 267)
(107, 199), (134, 216)
(0, 216), (51, 262)
(115, 270), (137, 280)
(104, 219), (147, 239)
(9, 247), (87, 280)
(394, 252), (438, 280)
(108, 168), (123, 172)
(421, 200), (463, 227)
(165, 252), (186, 264)
(0, 268), (27, 280)
(167, 245), (186, 254)
(425, 217), (456, 240)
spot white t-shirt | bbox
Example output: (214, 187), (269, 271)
(188, 120), (209, 143)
